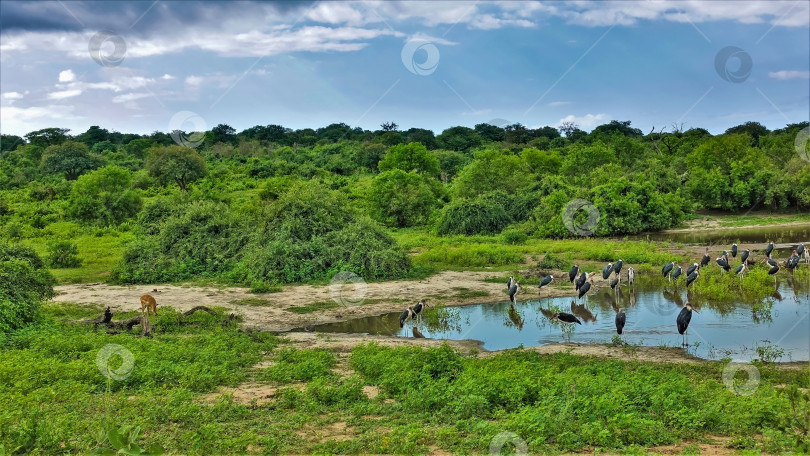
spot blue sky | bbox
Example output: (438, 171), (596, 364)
(1, 1), (808, 137)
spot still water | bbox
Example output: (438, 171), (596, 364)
(628, 223), (810, 245)
(309, 277), (810, 362)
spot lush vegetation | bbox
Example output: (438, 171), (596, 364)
(1, 120), (808, 286)
(1, 307), (807, 454)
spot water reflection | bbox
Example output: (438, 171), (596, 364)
(628, 223), (810, 245)
(308, 275), (810, 362)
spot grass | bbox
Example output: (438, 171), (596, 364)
(2, 307), (808, 454)
(230, 297), (273, 307)
(285, 301), (340, 314)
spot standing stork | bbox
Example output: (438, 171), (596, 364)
(578, 278), (594, 301)
(506, 276), (514, 290)
(740, 249), (750, 266)
(553, 312), (582, 325)
(798, 243), (808, 265)
(786, 251), (800, 271)
(721, 250), (730, 266)
(676, 302), (695, 347)
(700, 250), (711, 269)
(765, 241), (774, 259)
(615, 308), (626, 335)
(568, 265), (579, 283)
(610, 274), (620, 291)
(508, 281), (521, 305)
(412, 299), (428, 323)
(400, 307), (415, 328)
(628, 267), (635, 287)
(716, 256), (731, 274)
(735, 262), (747, 281)
(538, 275), (553, 297)
(765, 259), (780, 283)
(575, 271), (588, 292)
(612, 259), (624, 276)
(731, 243), (738, 258)
(686, 262), (699, 277)
(671, 264), (683, 282)
(602, 262), (614, 280)
(686, 268), (700, 288)
(662, 261), (675, 281)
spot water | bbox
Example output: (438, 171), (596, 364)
(307, 276), (810, 362)
(628, 223), (810, 245)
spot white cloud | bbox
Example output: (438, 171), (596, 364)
(307, 2), (367, 26)
(47, 89), (82, 100)
(160, 74), (175, 80)
(0, 105), (82, 135)
(405, 33), (458, 46)
(556, 113), (607, 129)
(469, 15), (534, 30)
(2, 91), (25, 100)
(111, 92), (152, 103)
(768, 70), (810, 80)
(185, 75), (205, 87)
(547, 101), (571, 107)
(58, 69), (75, 82)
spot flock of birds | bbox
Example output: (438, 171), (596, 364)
(397, 241), (808, 346)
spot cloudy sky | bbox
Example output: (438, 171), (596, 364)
(1, 1), (808, 137)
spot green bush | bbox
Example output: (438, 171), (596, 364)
(438, 199), (513, 236)
(368, 169), (438, 227)
(46, 240), (81, 268)
(66, 166), (142, 225)
(0, 243), (56, 332)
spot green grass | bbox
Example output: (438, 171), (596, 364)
(692, 212), (810, 228)
(230, 297), (273, 307)
(0, 307), (807, 455)
(284, 301), (340, 314)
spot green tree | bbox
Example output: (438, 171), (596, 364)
(452, 149), (532, 199)
(725, 121), (769, 147)
(0, 135), (25, 153)
(67, 166), (142, 225)
(437, 126), (482, 151)
(0, 243), (56, 332)
(24, 128), (70, 148)
(40, 141), (103, 180)
(145, 145), (207, 191)
(210, 123), (237, 145)
(378, 142), (441, 177)
(76, 125), (110, 147)
(368, 169), (438, 227)
(405, 128), (438, 149)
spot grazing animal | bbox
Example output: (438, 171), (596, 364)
(686, 269), (699, 287)
(627, 267), (635, 287)
(140, 294), (158, 316)
(615, 308), (626, 335)
(676, 303), (695, 346)
(765, 241), (774, 259)
(568, 265), (579, 283)
(602, 262), (614, 280)
(554, 312), (582, 325)
(508, 281), (521, 305)
(400, 307), (414, 328)
(740, 249), (750, 265)
(612, 259), (623, 276)
(662, 261), (675, 281)
(731, 243), (738, 258)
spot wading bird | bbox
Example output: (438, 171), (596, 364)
(412, 299), (428, 322)
(538, 275), (553, 296)
(578, 278), (593, 301)
(575, 271), (587, 292)
(602, 262), (614, 280)
(662, 261), (675, 281)
(721, 250), (729, 266)
(731, 243), (738, 258)
(508, 281), (521, 305)
(628, 267), (635, 287)
(686, 262), (699, 277)
(612, 259), (624, 276)
(610, 275), (620, 291)
(553, 312), (582, 325)
(767, 257), (778, 268)
(798, 243), (808, 264)
(686, 268), (699, 288)
(671, 264), (683, 282)
(740, 249), (750, 265)
(700, 250), (711, 268)
(568, 265), (579, 283)
(765, 259), (780, 283)
(716, 256), (731, 273)
(400, 307), (414, 328)
(615, 308), (626, 335)
(676, 302), (695, 347)
(735, 262), (747, 281)
(786, 251), (800, 271)
(765, 241), (774, 259)
(506, 276), (514, 290)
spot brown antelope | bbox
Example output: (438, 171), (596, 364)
(140, 294), (158, 316)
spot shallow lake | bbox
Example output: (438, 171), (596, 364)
(628, 222), (810, 245)
(307, 276), (810, 362)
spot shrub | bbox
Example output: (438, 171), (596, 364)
(46, 240), (81, 268)
(66, 166), (142, 225)
(438, 199), (513, 236)
(368, 169), (438, 227)
(0, 243), (56, 332)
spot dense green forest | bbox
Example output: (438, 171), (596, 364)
(1, 120), (808, 295)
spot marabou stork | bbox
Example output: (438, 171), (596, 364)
(615, 308), (626, 335)
(508, 281), (521, 305)
(568, 265), (579, 283)
(554, 312), (582, 325)
(662, 261), (675, 281)
(686, 262), (699, 277)
(400, 307), (414, 328)
(676, 302), (695, 346)
(735, 262), (746, 281)
(575, 271), (587, 292)
(740, 249), (750, 265)
(538, 275), (553, 297)
(700, 251), (711, 269)
(765, 259), (780, 283)
(602, 262), (614, 280)
(578, 278), (593, 301)
(412, 299), (428, 322)
(731, 243), (738, 258)
(765, 241), (774, 259)
(627, 267), (635, 287)
(610, 275), (620, 291)
(716, 256), (731, 273)
(612, 259), (624, 276)
(671, 264), (683, 282)
(686, 268), (700, 288)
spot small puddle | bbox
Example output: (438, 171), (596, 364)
(306, 277), (810, 362)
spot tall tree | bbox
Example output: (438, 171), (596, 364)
(145, 145), (207, 191)
(25, 128), (70, 148)
(40, 141), (103, 180)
